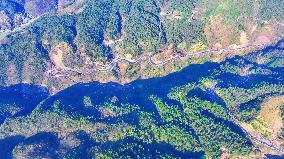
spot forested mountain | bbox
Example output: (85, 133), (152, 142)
(0, 40), (283, 158)
(0, 0), (283, 92)
(0, 1), (284, 158)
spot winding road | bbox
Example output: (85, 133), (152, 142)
(47, 43), (267, 82)
(1, 6), (283, 154)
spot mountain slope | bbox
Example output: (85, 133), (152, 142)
(0, 0), (283, 92)
(0, 40), (283, 158)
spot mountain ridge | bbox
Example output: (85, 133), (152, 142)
(0, 0), (283, 92)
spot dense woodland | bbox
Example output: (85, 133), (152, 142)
(0, 83), (254, 158)
(0, 48), (284, 158)
(0, 0), (283, 87)
(0, 0), (283, 158)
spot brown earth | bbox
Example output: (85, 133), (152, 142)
(260, 96), (284, 139)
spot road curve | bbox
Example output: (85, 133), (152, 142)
(1, 7), (283, 154)
(48, 43), (266, 79)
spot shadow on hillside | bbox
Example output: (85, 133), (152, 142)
(0, 84), (50, 124)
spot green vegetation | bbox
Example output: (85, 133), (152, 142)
(168, 83), (251, 158)
(0, 0), (283, 158)
(0, 0), (283, 87)
(259, 0), (284, 20)
(216, 84), (284, 110)
(199, 0), (253, 23)
(216, 84), (284, 123)
(1, 58), (284, 158)
(246, 49), (284, 68)
(99, 102), (140, 118)
(2, 80), (272, 158)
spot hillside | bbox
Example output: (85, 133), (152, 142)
(0, 0), (283, 93)
(0, 1), (284, 158)
(0, 0), (57, 31)
(0, 39), (283, 158)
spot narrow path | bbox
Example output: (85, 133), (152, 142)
(234, 117), (284, 153)
(0, 12), (49, 36)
